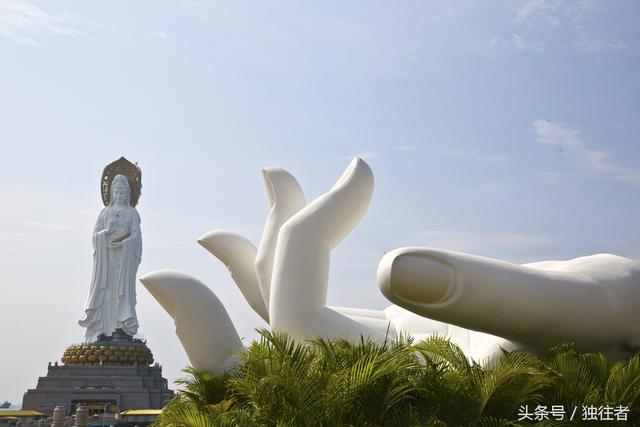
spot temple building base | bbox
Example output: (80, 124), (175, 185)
(22, 338), (173, 416)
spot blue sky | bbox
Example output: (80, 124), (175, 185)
(1, 0), (639, 403)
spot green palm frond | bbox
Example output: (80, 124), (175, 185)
(153, 398), (217, 427)
(479, 350), (548, 418)
(175, 367), (230, 407)
(540, 344), (605, 408)
(155, 332), (640, 426)
(527, 420), (575, 427)
(605, 353), (640, 407)
(322, 336), (421, 424)
(471, 415), (522, 427)
(581, 352), (610, 386)
(228, 329), (327, 424)
(415, 335), (478, 377)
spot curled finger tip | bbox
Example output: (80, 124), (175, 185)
(197, 231), (227, 252)
(351, 156), (372, 172)
(261, 166), (281, 176)
(261, 168), (280, 206)
(139, 269), (188, 286)
(197, 229), (220, 243)
(353, 158), (374, 184)
(196, 237), (210, 251)
(333, 157), (374, 193)
(264, 168), (299, 187)
(140, 271), (213, 304)
(346, 156), (364, 171)
(261, 168), (305, 208)
(138, 269), (164, 285)
(260, 168), (273, 186)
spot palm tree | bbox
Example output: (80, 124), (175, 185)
(153, 331), (640, 427)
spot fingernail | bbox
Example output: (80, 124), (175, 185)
(388, 253), (453, 304)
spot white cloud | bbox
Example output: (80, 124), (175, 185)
(150, 31), (167, 39)
(415, 229), (555, 253)
(533, 120), (640, 185)
(511, 33), (545, 53)
(505, 0), (626, 56)
(345, 150), (381, 160)
(513, 0), (563, 25)
(533, 120), (582, 148)
(443, 148), (508, 164)
(573, 37), (626, 53)
(477, 33), (545, 55)
(512, 0), (596, 25)
(0, 0), (80, 46)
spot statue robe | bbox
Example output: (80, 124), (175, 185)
(79, 206), (142, 342)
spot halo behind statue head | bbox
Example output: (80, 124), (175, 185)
(101, 157), (142, 207)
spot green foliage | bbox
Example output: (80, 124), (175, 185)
(174, 366), (230, 407)
(153, 331), (640, 427)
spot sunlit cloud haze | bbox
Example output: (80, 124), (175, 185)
(533, 120), (640, 185)
(0, 0), (82, 45)
(1, 0), (639, 404)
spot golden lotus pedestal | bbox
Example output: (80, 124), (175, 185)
(22, 336), (173, 417)
(61, 342), (154, 366)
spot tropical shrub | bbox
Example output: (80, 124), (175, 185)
(153, 330), (640, 426)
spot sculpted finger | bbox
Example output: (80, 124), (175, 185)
(139, 270), (243, 373)
(377, 248), (640, 351)
(279, 157), (373, 248)
(255, 168), (305, 312)
(269, 158), (377, 340)
(198, 230), (269, 323)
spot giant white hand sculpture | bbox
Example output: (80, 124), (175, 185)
(260, 159), (492, 346)
(379, 249), (640, 357)
(141, 159), (510, 373)
(141, 157), (639, 373)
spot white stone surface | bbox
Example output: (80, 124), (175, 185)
(139, 270), (242, 373)
(79, 175), (142, 342)
(255, 168), (306, 316)
(198, 230), (268, 323)
(141, 158), (639, 372)
(379, 248), (640, 357)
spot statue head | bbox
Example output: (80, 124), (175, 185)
(110, 175), (131, 206)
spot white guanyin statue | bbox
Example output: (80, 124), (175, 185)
(140, 158), (640, 373)
(79, 170), (142, 343)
